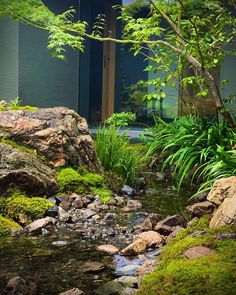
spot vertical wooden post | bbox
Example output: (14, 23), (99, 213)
(101, 2), (116, 122)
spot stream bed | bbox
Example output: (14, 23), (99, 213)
(0, 183), (191, 295)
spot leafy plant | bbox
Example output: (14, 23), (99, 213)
(105, 112), (136, 128)
(144, 115), (236, 194)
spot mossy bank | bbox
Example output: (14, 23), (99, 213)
(137, 218), (236, 295)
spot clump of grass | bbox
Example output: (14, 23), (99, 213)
(95, 125), (148, 184)
(137, 218), (236, 295)
(144, 115), (236, 195)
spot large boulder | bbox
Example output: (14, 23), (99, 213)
(207, 176), (236, 206)
(0, 144), (58, 196)
(0, 107), (103, 173)
(209, 195), (236, 228)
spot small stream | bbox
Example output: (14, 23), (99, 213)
(0, 183), (192, 294)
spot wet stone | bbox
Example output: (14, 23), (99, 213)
(96, 244), (119, 255)
(122, 185), (135, 197)
(47, 206), (59, 218)
(82, 261), (105, 273)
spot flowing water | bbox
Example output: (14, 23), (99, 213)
(0, 183), (192, 294)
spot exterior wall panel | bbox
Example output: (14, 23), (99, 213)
(0, 17), (19, 101)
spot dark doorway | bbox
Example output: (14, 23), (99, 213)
(89, 3), (105, 123)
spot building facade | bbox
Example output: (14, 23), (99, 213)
(0, 0), (236, 123)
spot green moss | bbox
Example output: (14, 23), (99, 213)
(0, 215), (21, 236)
(4, 195), (54, 222)
(137, 219), (236, 295)
(56, 167), (86, 193)
(0, 139), (47, 163)
(56, 167), (111, 201)
(91, 187), (112, 203)
(7, 105), (39, 111)
(81, 173), (104, 187)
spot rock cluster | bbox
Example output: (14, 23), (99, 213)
(187, 176), (236, 228)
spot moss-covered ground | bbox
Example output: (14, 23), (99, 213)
(136, 218), (236, 295)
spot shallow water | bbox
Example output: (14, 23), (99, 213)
(0, 183), (191, 294)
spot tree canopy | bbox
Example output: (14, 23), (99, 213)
(1, 0), (236, 125)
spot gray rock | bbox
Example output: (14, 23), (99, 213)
(59, 288), (85, 295)
(26, 217), (56, 234)
(5, 276), (29, 295)
(82, 261), (105, 273)
(116, 264), (140, 276)
(127, 200), (142, 210)
(104, 212), (117, 222)
(52, 240), (69, 247)
(186, 201), (215, 218)
(46, 206), (59, 218)
(155, 214), (186, 228)
(58, 207), (71, 222)
(82, 209), (96, 219)
(122, 185), (135, 197)
(184, 246), (213, 259)
(165, 226), (183, 243)
(0, 107), (103, 172)
(0, 144), (58, 196)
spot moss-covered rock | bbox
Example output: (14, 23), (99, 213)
(0, 143), (58, 196)
(4, 195), (54, 223)
(91, 187), (112, 204)
(56, 167), (111, 200)
(137, 218), (236, 295)
(0, 215), (21, 236)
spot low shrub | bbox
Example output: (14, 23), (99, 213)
(137, 218), (236, 295)
(0, 215), (21, 236)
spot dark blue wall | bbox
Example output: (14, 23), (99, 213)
(0, 18), (19, 101)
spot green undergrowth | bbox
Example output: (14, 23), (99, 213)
(137, 218), (236, 295)
(56, 167), (112, 203)
(0, 97), (39, 111)
(0, 139), (47, 163)
(0, 215), (21, 236)
(0, 105), (39, 111)
(0, 191), (54, 224)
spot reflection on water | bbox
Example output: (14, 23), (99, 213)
(0, 183), (191, 294)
